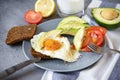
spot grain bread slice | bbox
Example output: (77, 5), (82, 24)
(31, 48), (52, 59)
(6, 24), (37, 45)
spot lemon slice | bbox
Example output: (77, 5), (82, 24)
(35, 0), (56, 17)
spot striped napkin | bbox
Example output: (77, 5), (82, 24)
(41, 0), (120, 80)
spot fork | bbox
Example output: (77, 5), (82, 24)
(87, 43), (120, 54)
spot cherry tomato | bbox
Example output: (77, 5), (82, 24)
(24, 10), (43, 24)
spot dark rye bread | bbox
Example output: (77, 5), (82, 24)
(6, 24), (37, 45)
(31, 48), (52, 59)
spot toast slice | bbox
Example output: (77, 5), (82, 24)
(31, 48), (52, 59)
(6, 24), (37, 45)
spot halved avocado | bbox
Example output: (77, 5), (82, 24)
(56, 16), (89, 35)
(91, 8), (120, 30)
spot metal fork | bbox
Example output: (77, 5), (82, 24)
(87, 43), (120, 54)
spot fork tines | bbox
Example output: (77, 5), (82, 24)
(87, 43), (98, 52)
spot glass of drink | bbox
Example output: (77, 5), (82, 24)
(56, 0), (84, 17)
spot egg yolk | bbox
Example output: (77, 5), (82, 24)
(43, 39), (62, 51)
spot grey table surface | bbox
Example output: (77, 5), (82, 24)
(0, 0), (120, 80)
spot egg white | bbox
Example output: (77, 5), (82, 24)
(31, 32), (81, 62)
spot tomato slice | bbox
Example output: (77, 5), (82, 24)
(87, 26), (107, 36)
(81, 26), (106, 52)
(87, 29), (104, 46)
(81, 35), (91, 48)
(24, 10), (43, 24)
(81, 47), (91, 52)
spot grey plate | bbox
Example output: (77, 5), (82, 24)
(22, 18), (104, 72)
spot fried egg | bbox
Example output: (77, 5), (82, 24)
(31, 30), (81, 62)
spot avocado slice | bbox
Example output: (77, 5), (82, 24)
(73, 27), (86, 51)
(45, 29), (62, 38)
(59, 16), (87, 25)
(57, 22), (89, 35)
(56, 16), (89, 35)
(91, 8), (120, 30)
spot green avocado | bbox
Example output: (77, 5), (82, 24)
(91, 8), (120, 30)
(59, 16), (87, 25)
(45, 29), (62, 37)
(56, 16), (89, 35)
(73, 27), (86, 51)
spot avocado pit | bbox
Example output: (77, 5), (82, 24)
(101, 9), (119, 20)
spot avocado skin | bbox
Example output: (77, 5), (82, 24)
(91, 8), (120, 30)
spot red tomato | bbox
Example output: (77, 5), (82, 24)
(81, 35), (91, 48)
(71, 44), (75, 50)
(87, 29), (104, 46)
(24, 10), (43, 24)
(81, 26), (106, 52)
(87, 26), (107, 36)
(81, 47), (91, 52)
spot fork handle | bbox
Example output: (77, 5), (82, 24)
(0, 58), (41, 79)
(109, 49), (120, 54)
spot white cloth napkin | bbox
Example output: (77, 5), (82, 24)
(41, 1), (120, 80)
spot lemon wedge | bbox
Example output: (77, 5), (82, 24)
(35, 0), (56, 17)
